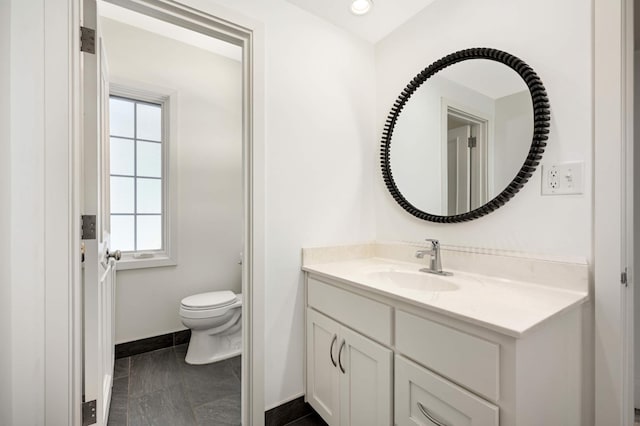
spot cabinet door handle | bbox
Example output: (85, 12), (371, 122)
(338, 339), (346, 374)
(417, 402), (448, 426)
(329, 334), (337, 367)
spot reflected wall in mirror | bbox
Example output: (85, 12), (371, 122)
(381, 48), (550, 222)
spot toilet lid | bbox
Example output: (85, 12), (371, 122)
(181, 290), (237, 310)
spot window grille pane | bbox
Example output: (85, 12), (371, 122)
(110, 137), (134, 176)
(137, 141), (162, 178)
(111, 215), (135, 252)
(136, 103), (162, 141)
(137, 215), (162, 250)
(110, 176), (135, 214)
(109, 98), (135, 138)
(137, 178), (162, 214)
(109, 93), (166, 254)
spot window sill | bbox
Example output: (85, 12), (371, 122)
(115, 253), (177, 271)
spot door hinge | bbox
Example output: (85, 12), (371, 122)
(468, 136), (477, 148)
(80, 26), (96, 54)
(82, 400), (97, 426)
(81, 215), (96, 240)
(621, 268), (628, 286)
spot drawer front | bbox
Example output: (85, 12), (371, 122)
(395, 355), (499, 426)
(308, 277), (392, 345)
(396, 310), (499, 401)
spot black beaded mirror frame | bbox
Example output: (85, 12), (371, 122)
(380, 47), (550, 223)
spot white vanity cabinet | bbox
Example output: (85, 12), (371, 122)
(305, 272), (584, 426)
(306, 292), (393, 425)
(305, 276), (394, 425)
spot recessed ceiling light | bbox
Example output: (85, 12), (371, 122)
(350, 0), (373, 16)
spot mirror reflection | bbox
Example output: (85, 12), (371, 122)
(391, 59), (533, 216)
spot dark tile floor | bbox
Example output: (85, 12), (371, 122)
(107, 344), (326, 426)
(107, 345), (241, 426)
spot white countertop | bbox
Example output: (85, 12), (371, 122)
(302, 257), (588, 338)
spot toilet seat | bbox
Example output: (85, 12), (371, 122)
(181, 290), (237, 310)
(180, 291), (241, 319)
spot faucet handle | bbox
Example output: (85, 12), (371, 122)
(424, 238), (440, 248)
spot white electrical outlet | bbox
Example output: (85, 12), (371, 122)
(542, 162), (584, 195)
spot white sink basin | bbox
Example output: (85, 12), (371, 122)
(366, 270), (459, 292)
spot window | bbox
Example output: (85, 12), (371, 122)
(109, 87), (175, 269)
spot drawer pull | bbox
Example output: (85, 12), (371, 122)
(338, 339), (346, 374)
(330, 334), (337, 367)
(417, 402), (448, 426)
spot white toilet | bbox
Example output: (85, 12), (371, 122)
(179, 290), (242, 365)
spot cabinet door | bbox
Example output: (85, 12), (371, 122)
(339, 326), (393, 426)
(307, 309), (340, 425)
(395, 355), (499, 426)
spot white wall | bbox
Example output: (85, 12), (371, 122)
(375, 0), (592, 260)
(0, 0), (11, 422)
(100, 18), (243, 344)
(184, 0), (377, 409)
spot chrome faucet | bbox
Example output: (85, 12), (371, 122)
(415, 239), (452, 276)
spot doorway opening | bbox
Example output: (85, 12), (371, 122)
(78, 0), (262, 424)
(444, 106), (489, 215)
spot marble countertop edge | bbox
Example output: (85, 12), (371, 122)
(302, 257), (589, 339)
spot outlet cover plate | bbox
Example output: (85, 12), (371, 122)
(542, 162), (584, 195)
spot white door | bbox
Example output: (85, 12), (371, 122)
(82, 0), (117, 424)
(338, 326), (392, 426)
(447, 125), (471, 214)
(468, 123), (484, 210)
(593, 0), (634, 424)
(307, 309), (341, 425)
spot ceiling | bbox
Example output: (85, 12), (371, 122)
(98, 1), (242, 61)
(439, 60), (529, 99)
(286, 0), (438, 44)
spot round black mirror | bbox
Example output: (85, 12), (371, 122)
(381, 48), (550, 223)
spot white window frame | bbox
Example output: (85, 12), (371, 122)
(110, 82), (178, 270)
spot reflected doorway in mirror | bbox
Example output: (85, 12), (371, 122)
(442, 102), (490, 215)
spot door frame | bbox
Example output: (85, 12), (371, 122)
(594, 0), (634, 424)
(39, 0), (264, 424)
(440, 98), (491, 213)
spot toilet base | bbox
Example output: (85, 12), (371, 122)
(185, 324), (242, 365)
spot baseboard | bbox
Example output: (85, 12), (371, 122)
(265, 395), (315, 426)
(115, 329), (191, 359)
